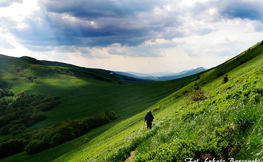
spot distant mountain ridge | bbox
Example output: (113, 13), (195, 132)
(115, 67), (206, 81)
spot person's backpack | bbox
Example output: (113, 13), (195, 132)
(146, 111), (153, 122)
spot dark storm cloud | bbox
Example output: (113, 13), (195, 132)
(43, 0), (167, 19)
(217, 0), (263, 21)
(0, 0), (22, 7)
(40, 0), (177, 47)
(4, 0), (263, 58)
(185, 0), (263, 22)
(11, 0), (177, 50)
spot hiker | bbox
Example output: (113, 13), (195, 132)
(145, 111), (154, 129)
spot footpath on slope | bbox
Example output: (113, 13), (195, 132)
(125, 150), (135, 162)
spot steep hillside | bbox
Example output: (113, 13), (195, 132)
(1, 40), (263, 161)
(0, 54), (197, 126)
(0, 53), (201, 161)
(47, 41), (263, 162)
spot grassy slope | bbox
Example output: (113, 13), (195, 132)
(0, 76), (198, 161)
(50, 41), (263, 161)
(0, 54), (199, 161)
(0, 55), (160, 128)
(1, 41), (263, 161)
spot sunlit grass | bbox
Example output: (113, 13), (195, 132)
(59, 42), (263, 161)
(1, 42), (263, 161)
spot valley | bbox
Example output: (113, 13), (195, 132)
(1, 41), (263, 161)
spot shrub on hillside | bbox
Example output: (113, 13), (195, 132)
(105, 110), (117, 120)
(0, 96), (116, 157)
(39, 98), (61, 112)
(86, 114), (111, 128)
(134, 139), (216, 161)
(193, 84), (200, 90)
(22, 111), (115, 155)
(191, 89), (205, 102)
(222, 75), (228, 84)
(0, 139), (28, 158)
(7, 90), (14, 96)
(24, 140), (44, 155)
(0, 124), (12, 135)
(0, 89), (4, 98)
(0, 115), (8, 128)
(30, 111), (47, 123)
(182, 89), (190, 95)
(50, 133), (63, 147)
(134, 125), (238, 161)
(249, 93), (261, 104)
(0, 93), (61, 133)
(180, 107), (205, 122)
(9, 124), (26, 134)
(0, 93), (64, 157)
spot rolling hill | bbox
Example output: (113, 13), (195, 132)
(0, 54), (152, 86)
(0, 53), (199, 160)
(0, 54), (193, 126)
(1, 40), (263, 161)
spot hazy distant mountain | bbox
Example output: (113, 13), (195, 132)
(115, 67), (206, 81)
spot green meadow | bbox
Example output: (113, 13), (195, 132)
(1, 41), (263, 161)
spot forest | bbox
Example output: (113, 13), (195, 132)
(0, 90), (116, 158)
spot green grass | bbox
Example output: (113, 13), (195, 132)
(1, 41), (263, 161)
(0, 52), (197, 161)
(62, 41), (263, 162)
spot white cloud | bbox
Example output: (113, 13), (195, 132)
(0, 35), (15, 49)
(0, 0), (263, 74)
(16, 23), (29, 30)
(0, 0), (22, 8)
(180, 0), (212, 7)
(142, 39), (171, 46)
(0, 0), (39, 22)
(213, 36), (235, 45)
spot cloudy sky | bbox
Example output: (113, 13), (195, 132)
(0, 0), (263, 74)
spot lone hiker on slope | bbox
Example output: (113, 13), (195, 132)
(145, 111), (154, 129)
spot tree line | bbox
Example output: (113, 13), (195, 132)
(0, 92), (61, 135)
(0, 91), (116, 158)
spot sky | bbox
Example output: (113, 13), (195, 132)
(0, 0), (263, 74)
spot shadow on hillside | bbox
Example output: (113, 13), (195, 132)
(4, 63), (203, 161)
(33, 124), (112, 162)
(2, 121), (113, 162)
(11, 41), (263, 161)
(0, 71), (8, 88)
(26, 65), (202, 125)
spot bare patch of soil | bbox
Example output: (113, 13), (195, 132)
(125, 151), (135, 162)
